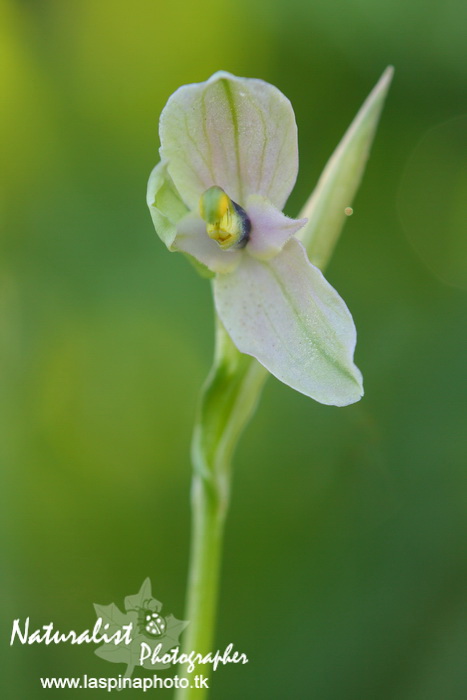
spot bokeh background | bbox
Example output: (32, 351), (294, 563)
(1, 0), (466, 697)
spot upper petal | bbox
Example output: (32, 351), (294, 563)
(213, 237), (363, 406)
(159, 71), (299, 210)
(245, 195), (307, 261)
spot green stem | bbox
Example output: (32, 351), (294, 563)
(174, 308), (267, 699)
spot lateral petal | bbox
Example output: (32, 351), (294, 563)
(246, 195), (307, 261)
(146, 161), (189, 248)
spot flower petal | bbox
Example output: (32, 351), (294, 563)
(213, 238), (363, 406)
(159, 71), (298, 210)
(245, 195), (307, 261)
(174, 213), (242, 274)
(146, 161), (189, 248)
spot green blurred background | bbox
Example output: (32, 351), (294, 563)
(1, 0), (466, 697)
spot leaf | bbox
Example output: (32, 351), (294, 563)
(137, 615), (189, 671)
(297, 67), (394, 270)
(93, 603), (130, 635)
(94, 643), (132, 665)
(124, 578), (161, 613)
(163, 614), (190, 646)
(94, 580), (188, 678)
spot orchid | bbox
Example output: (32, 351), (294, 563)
(147, 71), (363, 406)
(146, 70), (392, 699)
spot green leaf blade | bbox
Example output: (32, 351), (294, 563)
(297, 67), (394, 269)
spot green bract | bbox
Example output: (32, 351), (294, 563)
(147, 72), (364, 406)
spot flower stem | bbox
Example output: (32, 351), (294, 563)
(174, 309), (267, 699)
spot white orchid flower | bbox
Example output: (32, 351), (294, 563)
(147, 71), (363, 406)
